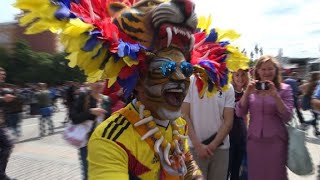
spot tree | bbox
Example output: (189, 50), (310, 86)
(0, 47), (10, 69)
(5, 40), (86, 84)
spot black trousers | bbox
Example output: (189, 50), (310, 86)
(0, 128), (13, 179)
(293, 95), (305, 124)
(228, 118), (247, 180)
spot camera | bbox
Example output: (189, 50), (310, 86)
(256, 81), (270, 90)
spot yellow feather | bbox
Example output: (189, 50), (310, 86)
(216, 28), (240, 42)
(87, 70), (104, 83)
(103, 57), (126, 82)
(24, 20), (51, 34)
(123, 56), (139, 67)
(62, 19), (93, 37)
(60, 34), (89, 53)
(19, 12), (38, 26)
(207, 87), (217, 97)
(197, 15), (212, 34)
(66, 52), (79, 68)
(13, 0), (49, 10)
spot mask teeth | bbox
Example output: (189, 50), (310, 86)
(189, 34), (195, 51)
(166, 27), (173, 47)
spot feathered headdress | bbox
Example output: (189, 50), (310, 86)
(14, 0), (249, 98)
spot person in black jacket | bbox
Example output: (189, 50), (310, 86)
(0, 67), (16, 180)
(3, 85), (24, 138)
(70, 80), (111, 180)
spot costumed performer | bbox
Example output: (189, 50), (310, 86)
(14, 0), (249, 179)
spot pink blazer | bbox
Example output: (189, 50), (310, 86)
(236, 83), (294, 140)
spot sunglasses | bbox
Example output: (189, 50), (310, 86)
(160, 60), (193, 78)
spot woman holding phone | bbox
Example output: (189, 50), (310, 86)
(236, 55), (294, 180)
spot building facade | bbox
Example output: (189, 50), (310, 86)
(0, 22), (61, 54)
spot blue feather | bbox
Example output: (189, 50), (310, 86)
(219, 41), (230, 47)
(199, 60), (217, 81)
(117, 41), (130, 58)
(83, 35), (99, 52)
(55, 0), (71, 8)
(117, 71), (139, 99)
(128, 44), (140, 59)
(89, 29), (102, 36)
(113, 54), (120, 62)
(219, 55), (227, 62)
(54, 4), (72, 20)
(118, 41), (142, 59)
(220, 69), (229, 86)
(207, 79), (214, 92)
(205, 29), (218, 43)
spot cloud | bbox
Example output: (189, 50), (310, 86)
(0, 0), (20, 23)
(263, 6), (300, 16)
(1, 0), (319, 57)
(195, 0), (320, 57)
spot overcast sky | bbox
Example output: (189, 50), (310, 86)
(1, 0), (320, 58)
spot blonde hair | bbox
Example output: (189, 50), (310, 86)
(232, 69), (249, 90)
(254, 55), (282, 89)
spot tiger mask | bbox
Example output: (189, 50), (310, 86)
(109, 0), (198, 58)
(108, 0), (197, 120)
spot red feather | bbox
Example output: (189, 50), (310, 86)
(194, 32), (206, 44)
(119, 65), (137, 79)
(195, 74), (204, 95)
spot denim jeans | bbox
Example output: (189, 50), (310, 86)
(79, 146), (88, 180)
(5, 113), (21, 136)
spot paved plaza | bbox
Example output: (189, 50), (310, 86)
(5, 105), (320, 180)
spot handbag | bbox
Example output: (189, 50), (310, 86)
(63, 120), (94, 148)
(286, 117), (314, 175)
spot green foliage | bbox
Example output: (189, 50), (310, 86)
(249, 59), (257, 67)
(3, 40), (86, 85)
(0, 47), (10, 69)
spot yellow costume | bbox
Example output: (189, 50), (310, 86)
(88, 103), (190, 180)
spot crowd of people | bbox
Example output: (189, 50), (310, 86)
(0, 54), (319, 180)
(0, 66), (130, 180)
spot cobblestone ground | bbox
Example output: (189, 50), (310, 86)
(5, 104), (320, 180)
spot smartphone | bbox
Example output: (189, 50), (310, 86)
(256, 81), (270, 90)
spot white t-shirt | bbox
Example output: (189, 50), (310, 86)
(184, 75), (235, 149)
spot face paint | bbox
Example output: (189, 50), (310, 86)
(138, 48), (191, 120)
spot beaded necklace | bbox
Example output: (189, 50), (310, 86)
(133, 101), (188, 176)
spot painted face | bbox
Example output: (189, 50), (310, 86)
(139, 48), (191, 120)
(0, 71), (6, 83)
(232, 69), (248, 89)
(257, 61), (276, 81)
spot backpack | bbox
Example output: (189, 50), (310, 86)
(301, 95), (311, 110)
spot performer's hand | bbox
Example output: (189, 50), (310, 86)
(90, 108), (107, 117)
(195, 144), (213, 159)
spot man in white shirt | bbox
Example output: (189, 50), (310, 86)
(182, 75), (235, 180)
